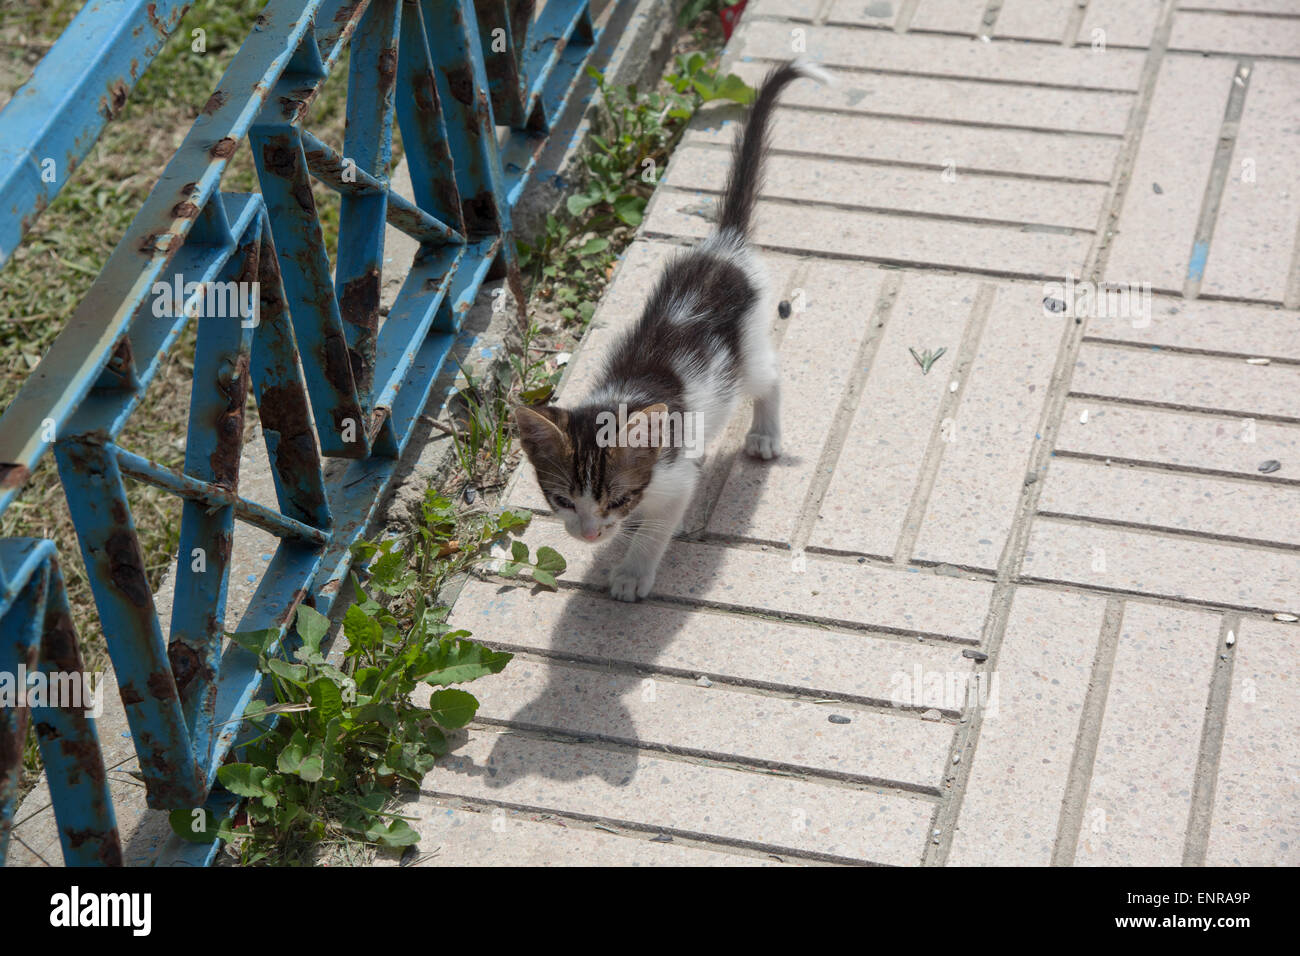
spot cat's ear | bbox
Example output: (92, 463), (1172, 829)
(513, 404), (570, 462)
(615, 403), (669, 468)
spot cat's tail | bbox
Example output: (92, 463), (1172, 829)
(715, 58), (831, 240)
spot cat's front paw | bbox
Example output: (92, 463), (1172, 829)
(744, 430), (782, 460)
(609, 563), (656, 602)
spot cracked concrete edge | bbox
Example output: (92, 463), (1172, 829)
(7, 0), (686, 866)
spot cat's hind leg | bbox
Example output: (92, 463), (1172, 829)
(744, 340), (782, 460)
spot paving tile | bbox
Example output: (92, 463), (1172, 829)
(1184, 0), (1300, 10)
(665, 143), (1108, 228)
(708, 260), (889, 545)
(1106, 55), (1236, 294)
(1202, 62), (1300, 304)
(389, 803), (788, 865)
(512, 517), (996, 641)
(712, 57), (1138, 135)
(1038, 456), (1300, 546)
(1054, 399), (1300, 480)
(913, 282), (1067, 570)
(425, 731), (936, 863)
(470, 657), (955, 787)
(909, 0), (987, 35)
(1169, 10), (1300, 56)
(949, 588), (1107, 865)
(749, 0), (823, 18)
(1075, 603), (1220, 865)
(689, 99), (1121, 179)
(1022, 517), (1300, 611)
(1083, 296), (1300, 361)
(811, 273), (980, 558)
(826, 0), (902, 27)
(645, 190), (1090, 277)
(449, 580), (976, 711)
(1071, 343), (1300, 420)
(1206, 617), (1300, 865)
(1077, 0), (1164, 48)
(995, 0), (1073, 42)
(736, 18), (1147, 89)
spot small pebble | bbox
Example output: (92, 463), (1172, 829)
(696, 676), (712, 688)
(1079, 409), (1089, 424)
(464, 486), (477, 503)
(857, 556), (866, 564)
(555, 351), (572, 366)
(778, 300), (792, 318)
(1259, 459), (1281, 474)
(1273, 612), (1298, 623)
(650, 833), (673, 843)
(1246, 357), (1270, 365)
(828, 714), (851, 725)
(1024, 472), (1038, 485)
(952, 753), (961, 764)
(949, 380), (959, 392)
(1043, 297), (1066, 313)
(1225, 630), (1236, 647)
(962, 648), (989, 662)
(921, 709), (943, 722)
(1152, 182), (1163, 194)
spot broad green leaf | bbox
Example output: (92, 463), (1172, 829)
(415, 640), (513, 686)
(576, 237), (610, 256)
(217, 763), (275, 798)
(428, 688), (479, 729)
(266, 658), (309, 686)
(614, 195), (645, 226)
(309, 676), (345, 726)
(510, 540), (529, 563)
(534, 546), (567, 574)
(229, 627), (277, 657)
(531, 569), (558, 590)
(344, 603), (384, 653)
(295, 605), (330, 654)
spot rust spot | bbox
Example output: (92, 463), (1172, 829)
(443, 65), (474, 106)
(58, 737), (107, 787)
(462, 190), (498, 235)
(42, 604), (84, 674)
(108, 335), (135, 373)
(378, 46), (397, 85)
(0, 463), (31, 488)
(145, 2), (166, 34)
(104, 80), (129, 119)
(146, 669), (177, 701)
(105, 530), (152, 608)
(259, 383), (327, 518)
(211, 352), (250, 488)
(321, 332), (356, 395)
(119, 684), (144, 706)
(167, 641), (203, 693)
(339, 268), (380, 331)
(201, 90), (228, 115)
(210, 137), (238, 159)
(171, 201), (200, 219)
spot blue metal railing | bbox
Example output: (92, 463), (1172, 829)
(0, 0), (604, 866)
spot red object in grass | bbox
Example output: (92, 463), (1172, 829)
(719, 0), (747, 40)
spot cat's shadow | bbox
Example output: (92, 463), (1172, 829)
(471, 444), (776, 791)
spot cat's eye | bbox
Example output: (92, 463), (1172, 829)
(552, 495), (575, 510)
(609, 495), (631, 510)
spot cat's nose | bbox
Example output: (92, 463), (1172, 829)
(581, 529), (601, 541)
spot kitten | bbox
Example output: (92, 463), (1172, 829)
(513, 59), (829, 601)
